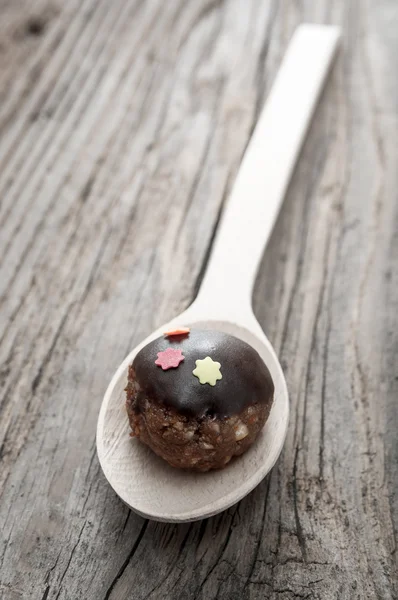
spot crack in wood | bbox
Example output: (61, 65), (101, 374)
(102, 520), (149, 600)
(54, 520), (88, 600)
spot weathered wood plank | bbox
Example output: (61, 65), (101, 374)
(0, 0), (396, 599)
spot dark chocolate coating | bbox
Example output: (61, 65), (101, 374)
(132, 329), (274, 418)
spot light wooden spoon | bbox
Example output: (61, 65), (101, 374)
(97, 24), (340, 522)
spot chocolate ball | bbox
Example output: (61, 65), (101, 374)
(125, 329), (274, 471)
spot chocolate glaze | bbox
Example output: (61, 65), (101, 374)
(132, 329), (274, 418)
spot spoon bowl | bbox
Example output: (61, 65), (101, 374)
(97, 24), (340, 522)
(97, 308), (289, 522)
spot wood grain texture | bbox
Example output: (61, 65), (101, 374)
(0, 0), (396, 599)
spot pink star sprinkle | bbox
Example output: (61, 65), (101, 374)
(155, 348), (185, 370)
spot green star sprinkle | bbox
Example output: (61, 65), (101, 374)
(192, 356), (222, 386)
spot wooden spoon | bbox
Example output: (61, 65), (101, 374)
(97, 24), (340, 522)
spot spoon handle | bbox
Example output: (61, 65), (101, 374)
(194, 24), (340, 318)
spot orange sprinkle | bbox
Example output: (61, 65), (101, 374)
(164, 326), (190, 337)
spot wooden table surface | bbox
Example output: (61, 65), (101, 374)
(0, 1), (397, 599)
